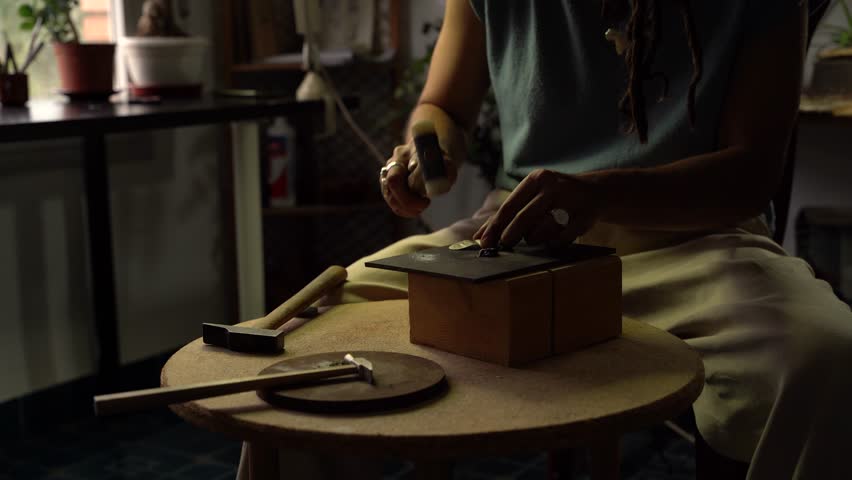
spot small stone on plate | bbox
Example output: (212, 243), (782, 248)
(449, 240), (480, 251)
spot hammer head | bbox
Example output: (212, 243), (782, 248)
(343, 353), (374, 385)
(202, 323), (285, 353)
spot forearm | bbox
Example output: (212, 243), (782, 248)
(583, 146), (782, 231)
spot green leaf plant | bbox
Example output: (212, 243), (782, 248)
(820, 0), (852, 48)
(17, 0), (80, 44)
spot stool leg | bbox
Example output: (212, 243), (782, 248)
(695, 430), (748, 480)
(548, 448), (579, 479)
(588, 437), (620, 480)
(413, 460), (453, 479)
(238, 442), (279, 480)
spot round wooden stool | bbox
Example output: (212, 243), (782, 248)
(162, 300), (703, 479)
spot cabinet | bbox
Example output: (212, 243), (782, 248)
(218, 0), (410, 310)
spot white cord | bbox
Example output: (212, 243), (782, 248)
(315, 61), (387, 166)
(299, 4), (435, 234)
(302, 6), (388, 166)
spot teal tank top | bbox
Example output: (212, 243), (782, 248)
(468, 0), (799, 190)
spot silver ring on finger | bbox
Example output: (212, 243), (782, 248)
(550, 208), (571, 227)
(380, 161), (404, 179)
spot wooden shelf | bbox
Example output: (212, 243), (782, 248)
(220, 0), (405, 316)
(221, 0), (401, 85)
(233, 62), (304, 73)
(263, 203), (387, 217)
(231, 61), (374, 74)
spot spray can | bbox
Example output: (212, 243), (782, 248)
(266, 117), (297, 207)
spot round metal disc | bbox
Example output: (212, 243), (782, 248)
(257, 351), (447, 413)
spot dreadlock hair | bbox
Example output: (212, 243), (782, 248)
(603, 0), (704, 144)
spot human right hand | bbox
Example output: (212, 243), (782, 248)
(380, 140), (459, 218)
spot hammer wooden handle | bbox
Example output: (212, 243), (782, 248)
(94, 364), (357, 416)
(254, 266), (347, 331)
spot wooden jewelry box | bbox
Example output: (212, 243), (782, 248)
(366, 243), (622, 366)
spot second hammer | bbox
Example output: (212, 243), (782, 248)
(202, 266), (347, 353)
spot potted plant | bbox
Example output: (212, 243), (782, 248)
(809, 0), (852, 99)
(19, 0), (116, 99)
(118, 0), (208, 98)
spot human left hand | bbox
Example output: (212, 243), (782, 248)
(473, 169), (604, 248)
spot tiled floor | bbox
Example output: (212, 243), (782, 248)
(1, 410), (238, 480)
(0, 409), (695, 479)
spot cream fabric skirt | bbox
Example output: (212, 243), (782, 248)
(238, 190), (852, 479)
(326, 189), (852, 479)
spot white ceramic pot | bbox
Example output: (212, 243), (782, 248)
(119, 36), (208, 89)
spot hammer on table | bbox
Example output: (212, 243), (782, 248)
(202, 266), (347, 353)
(94, 353), (373, 416)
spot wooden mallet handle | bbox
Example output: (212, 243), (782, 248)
(253, 265), (347, 331)
(94, 364), (358, 416)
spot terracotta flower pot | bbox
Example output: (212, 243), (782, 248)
(53, 42), (116, 95)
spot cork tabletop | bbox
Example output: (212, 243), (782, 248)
(162, 300), (703, 460)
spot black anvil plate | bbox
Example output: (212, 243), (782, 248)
(365, 243), (615, 283)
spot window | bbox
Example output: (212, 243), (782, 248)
(80, 0), (111, 42)
(0, 1), (112, 99)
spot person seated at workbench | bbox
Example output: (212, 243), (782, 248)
(329, 0), (852, 478)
